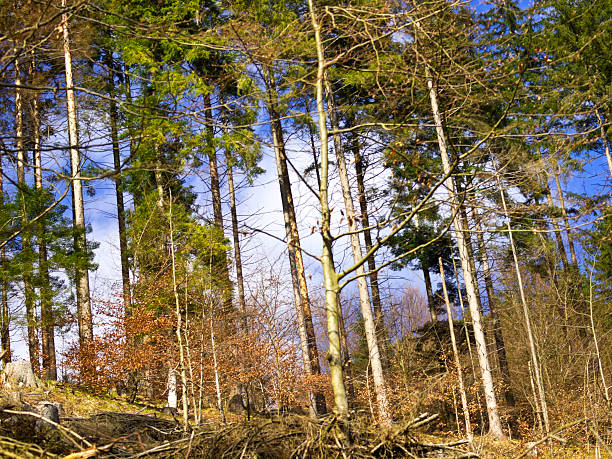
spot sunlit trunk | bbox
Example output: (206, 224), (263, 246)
(473, 210), (513, 406)
(264, 70), (326, 418)
(497, 174), (550, 434)
(424, 63), (504, 438)
(62, 0), (93, 344)
(326, 82), (391, 424)
(439, 257), (472, 441)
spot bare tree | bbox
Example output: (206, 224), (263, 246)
(61, 0), (92, 345)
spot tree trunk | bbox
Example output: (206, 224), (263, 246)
(31, 71), (56, 380)
(543, 178), (569, 269)
(439, 257), (472, 442)
(422, 263), (437, 322)
(325, 81), (391, 424)
(552, 167), (577, 267)
(225, 151), (247, 330)
(15, 59), (39, 372)
(350, 126), (388, 363)
(203, 94), (232, 312)
(595, 108), (612, 178)
(264, 69), (326, 418)
(308, 0), (390, 423)
(105, 52), (131, 310)
(62, 0), (93, 345)
(168, 198), (190, 429)
(497, 174), (550, 434)
(473, 211), (514, 406)
(459, 203), (485, 316)
(424, 64), (504, 439)
(0, 149), (9, 365)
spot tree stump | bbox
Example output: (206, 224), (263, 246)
(2, 361), (42, 389)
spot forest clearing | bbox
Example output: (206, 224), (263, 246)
(0, 0), (610, 456)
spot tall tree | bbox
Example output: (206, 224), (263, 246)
(61, 0), (93, 345)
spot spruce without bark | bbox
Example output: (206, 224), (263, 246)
(424, 63), (504, 439)
(62, 0), (93, 344)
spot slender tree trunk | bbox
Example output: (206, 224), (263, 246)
(203, 94), (232, 310)
(459, 203), (485, 316)
(105, 52), (131, 310)
(543, 178), (569, 269)
(473, 211), (514, 406)
(552, 167), (577, 267)
(31, 74), (56, 380)
(422, 263), (437, 322)
(424, 63), (504, 438)
(309, 0), (391, 424)
(307, 2), (348, 421)
(595, 108), (612, 178)
(225, 152), (247, 329)
(350, 126), (388, 362)
(15, 59), (39, 372)
(326, 81), (391, 424)
(62, 0), (93, 345)
(264, 70), (326, 418)
(211, 313), (226, 424)
(168, 198), (190, 429)
(336, 295), (356, 408)
(497, 174), (550, 434)
(0, 151), (9, 365)
(306, 105), (355, 407)
(439, 257), (472, 442)
(167, 368), (177, 409)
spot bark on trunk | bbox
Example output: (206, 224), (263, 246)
(325, 81), (391, 424)
(424, 64), (504, 439)
(544, 179), (569, 269)
(350, 126), (388, 364)
(62, 0), (93, 345)
(308, 0), (390, 423)
(264, 70), (326, 418)
(439, 257), (472, 442)
(422, 263), (437, 322)
(0, 152), (9, 365)
(497, 175), (550, 434)
(105, 53), (131, 310)
(552, 167), (577, 267)
(474, 211), (514, 406)
(169, 200), (190, 429)
(225, 152), (247, 330)
(203, 94), (232, 311)
(15, 59), (39, 372)
(31, 78), (56, 380)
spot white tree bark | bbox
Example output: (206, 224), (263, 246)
(439, 258), (472, 442)
(167, 368), (177, 409)
(497, 173), (550, 434)
(62, 0), (93, 344)
(424, 64), (504, 439)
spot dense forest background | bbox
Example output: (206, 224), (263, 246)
(0, 0), (610, 446)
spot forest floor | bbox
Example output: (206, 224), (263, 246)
(0, 382), (603, 458)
